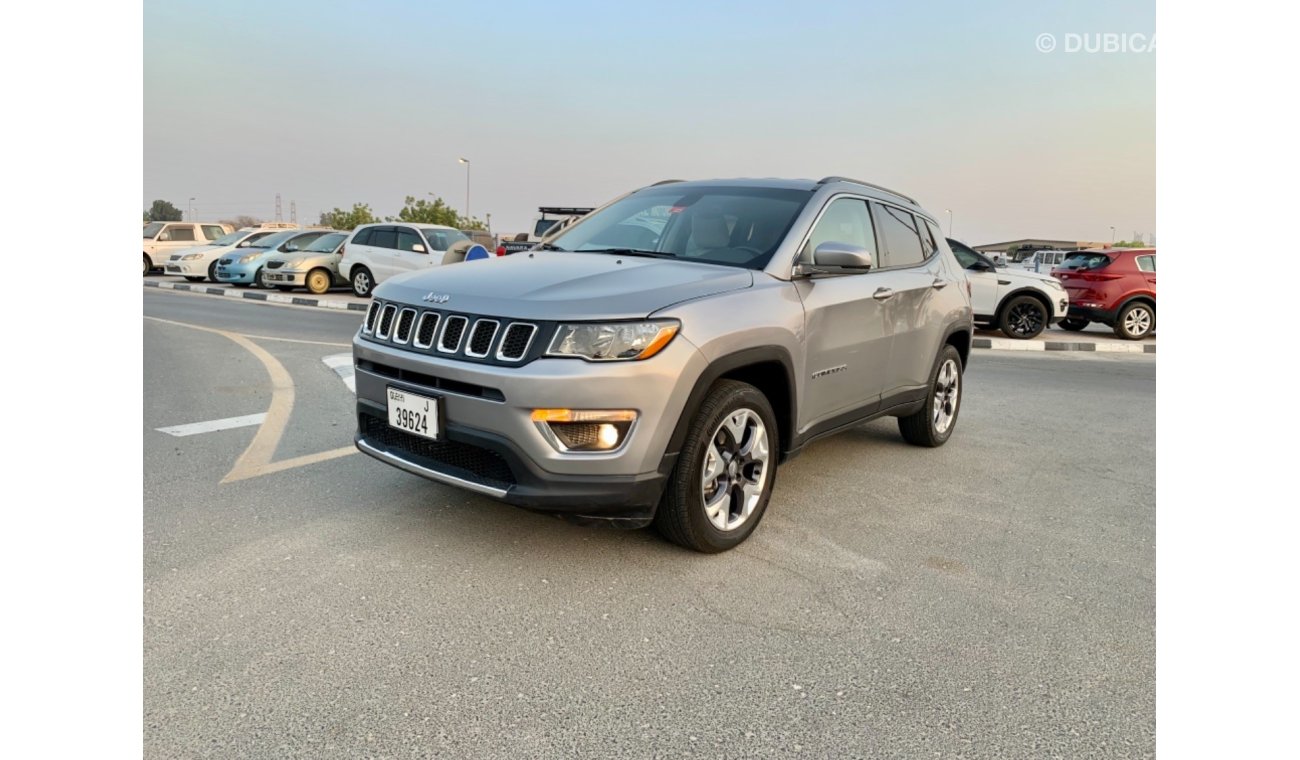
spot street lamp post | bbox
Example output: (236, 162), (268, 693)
(1110, 226), (1116, 246)
(945, 209), (953, 237)
(188, 197), (195, 221)
(458, 158), (470, 224)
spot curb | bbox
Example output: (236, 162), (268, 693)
(145, 279), (370, 312)
(146, 281), (1155, 353)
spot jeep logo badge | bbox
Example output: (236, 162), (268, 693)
(423, 293), (451, 304)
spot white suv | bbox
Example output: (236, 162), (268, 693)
(142, 221), (233, 274)
(948, 238), (1069, 339)
(338, 223), (471, 297)
(163, 224), (299, 282)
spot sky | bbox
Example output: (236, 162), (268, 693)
(144, 0), (1155, 246)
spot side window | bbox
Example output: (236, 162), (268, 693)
(950, 246), (978, 269)
(350, 228), (373, 246)
(918, 220), (938, 258)
(166, 226), (196, 242)
(872, 203), (924, 267)
(804, 198), (876, 260)
(396, 228), (424, 252)
(1137, 255), (1156, 272)
(369, 227), (397, 249)
(202, 225), (226, 240)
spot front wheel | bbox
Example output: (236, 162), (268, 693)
(306, 268), (332, 295)
(898, 344), (963, 447)
(143, 255), (151, 276)
(654, 380), (779, 553)
(998, 295), (1047, 339)
(351, 266), (374, 298)
(1058, 318), (1089, 331)
(1114, 302), (1154, 340)
(256, 268), (273, 289)
(207, 261), (219, 283)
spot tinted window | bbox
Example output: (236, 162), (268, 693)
(202, 225), (226, 240)
(534, 219), (560, 237)
(423, 229), (470, 251)
(304, 233), (347, 253)
(370, 227), (397, 249)
(873, 204), (924, 267)
(165, 226), (196, 242)
(350, 228), (373, 246)
(1061, 252), (1112, 270)
(396, 228), (424, 252)
(1136, 255), (1156, 272)
(950, 247), (979, 269)
(143, 222), (165, 238)
(805, 198), (876, 258)
(918, 220), (939, 258)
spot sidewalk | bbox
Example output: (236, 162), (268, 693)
(145, 277), (1155, 353)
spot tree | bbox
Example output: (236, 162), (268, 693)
(319, 203), (378, 230)
(388, 193), (488, 230)
(145, 199), (183, 222)
(1112, 240), (1146, 248)
(232, 215), (262, 229)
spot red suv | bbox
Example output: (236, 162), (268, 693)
(1051, 249), (1156, 340)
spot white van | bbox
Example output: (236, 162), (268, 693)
(338, 223), (470, 297)
(1021, 249), (1070, 273)
(142, 221), (234, 274)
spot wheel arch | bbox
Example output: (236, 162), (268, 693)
(996, 287), (1053, 323)
(1117, 293), (1156, 314)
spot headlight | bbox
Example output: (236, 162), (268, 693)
(285, 259), (305, 269)
(239, 253), (260, 263)
(547, 320), (680, 361)
(181, 253), (204, 260)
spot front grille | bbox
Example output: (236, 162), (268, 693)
(414, 312), (440, 348)
(218, 258), (232, 265)
(376, 304), (397, 339)
(497, 323), (535, 360)
(439, 316), (468, 352)
(361, 300), (545, 365)
(361, 413), (515, 489)
(466, 320), (499, 357)
(169, 254), (182, 261)
(266, 260), (285, 269)
(393, 308), (416, 343)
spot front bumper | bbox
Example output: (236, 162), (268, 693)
(165, 260), (205, 275)
(263, 270), (301, 285)
(351, 330), (707, 525)
(215, 263), (258, 284)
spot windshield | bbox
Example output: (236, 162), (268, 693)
(303, 232), (347, 253)
(245, 231), (296, 250)
(143, 222), (165, 238)
(545, 185), (812, 270)
(210, 230), (251, 246)
(534, 218), (561, 237)
(1060, 252), (1112, 270)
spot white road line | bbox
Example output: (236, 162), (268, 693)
(156, 413), (268, 437)
(323, 353), (355, 394)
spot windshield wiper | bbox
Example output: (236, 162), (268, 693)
(578, 248), (676, 259)
(535, 242), (568, 251)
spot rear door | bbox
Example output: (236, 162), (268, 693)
(792, 197), (894, 427)
(366, 226), (400, 282)
(870, 202), (948, 397)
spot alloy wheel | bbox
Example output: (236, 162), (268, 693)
(932, 359), (960, 434)
(1007, 301), (1044, 337)
(700, 409), (770, 532)
(1124, 306), (1152, 337)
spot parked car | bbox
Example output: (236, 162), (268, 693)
(1020, 249), (1073, 273)
(163, 224), (298, 283)
(1051, 248), (1156, 339)
(338, 223), (472, 297)
(142, 221), (233, 274)
(214, 230), (332, 288)
(351, 176), (973, 552)
(947, 238), (1068, 339)
(496, 206), (594, 255)
(260, 231), (349, 294)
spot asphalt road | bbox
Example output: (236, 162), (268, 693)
(144, 288), (1156, 758)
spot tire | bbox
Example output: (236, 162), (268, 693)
(306, 268), (332, 295)
(654, 380), (779, 553)
(256, 267), (271, 289)
(184, 276), (204, 283)
(1114, 301), (1154, 340)
(207, 261), (219, 283)
(351, 266), (374, 298)
(1058, 318), (1089, 332)
(143, 255), (151, 276)
(998, 295), (1047, 339)
(898, 344), (963, 448)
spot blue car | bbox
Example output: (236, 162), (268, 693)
(215, 229), (332, 288)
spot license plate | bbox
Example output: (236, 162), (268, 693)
(387, 387), (441, 440)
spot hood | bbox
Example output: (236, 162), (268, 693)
(1000, 267), (1061, 285)
(375, 252), (754, 321)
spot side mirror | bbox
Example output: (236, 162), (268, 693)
(812, 241), (873, 269)
(412, 243), (426, 253)
(968, 260), (993, 272)
(284, 244), (299, 252)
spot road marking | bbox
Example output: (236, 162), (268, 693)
(156, 413), (267, 437)
(322, 353), (356, 393)
(143, 315), (359, 482)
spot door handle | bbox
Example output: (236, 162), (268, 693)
(873, 287), (894, 301)
(931, 278), (948, 290)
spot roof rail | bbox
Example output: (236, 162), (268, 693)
(816, 176), (917, 205)
(650, 179), (684, 186)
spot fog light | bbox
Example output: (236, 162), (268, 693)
(532, 409), (637, 452)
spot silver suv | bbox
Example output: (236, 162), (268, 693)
(352, 177), (974, 552)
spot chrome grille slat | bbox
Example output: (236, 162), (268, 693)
(376, 304), (397, 339)
(438, 315), (468, 353)
(393, 308), (417, 344)
(496, 323), (537, 361)
(413, 312), (440, 348)
(363, 301), (381, 333)
(465, 319), (500, 358)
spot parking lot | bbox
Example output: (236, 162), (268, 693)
(144, 287), (1155, 757)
